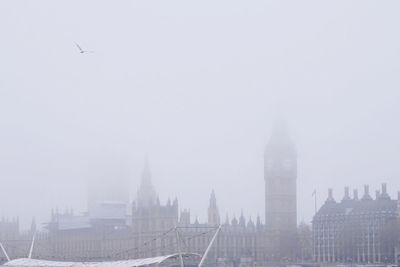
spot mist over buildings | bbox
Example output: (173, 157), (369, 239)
(1, 0), (400, 230)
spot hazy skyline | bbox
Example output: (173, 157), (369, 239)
(1, 0), (400, 229)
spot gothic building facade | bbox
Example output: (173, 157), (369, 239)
(0, 218), (36, 263)
(129, 157), (268, 265)
(0, 218), (19, 241)
(1, 124), (299, 266)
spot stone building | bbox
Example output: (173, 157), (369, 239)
(0, 218), (19, 241)
(1, 123), (299, 266)
(0, 218), (20, 263)
(313, 184), (400, 264)
(130, 162), (266, 265)
(39, 179), (266, 266)
(0, 218), (37, 263)
(132, 160), (178, 235)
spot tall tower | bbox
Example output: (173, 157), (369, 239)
(132, 159), (178, 236)
(137, 158), (157, 208)
(264, 120), (297, 260)
(208, 190), (220, 225)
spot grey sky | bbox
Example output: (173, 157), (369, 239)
(1, 1), (400, 229)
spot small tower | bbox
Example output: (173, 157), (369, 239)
(239, 210), (246, 227)
(208, 190), (220, 225)
(256, 215), (262, 231)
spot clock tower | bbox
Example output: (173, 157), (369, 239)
(264, 120), (297, 260)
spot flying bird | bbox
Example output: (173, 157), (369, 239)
(74, 42), (94, 54)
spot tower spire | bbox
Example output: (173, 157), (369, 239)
(208, 190), (220, 225)
(137, 157), (157, 207)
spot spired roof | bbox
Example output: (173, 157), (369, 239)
(4, 253), (201, 267)
(137, 159), (157, 208)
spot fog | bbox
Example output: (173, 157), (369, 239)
(1, 0), (400, 229)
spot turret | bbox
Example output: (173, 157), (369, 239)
(207, 190), (220, 225)
(247, 217), (255, 231)
(231, 216), (238, 226)
(256, 215), (262, 231)
(172, 197), (179, 218)
(137, 158), (157, 208)
(224, 214), (230, 225)
(239, 210), (246, 227)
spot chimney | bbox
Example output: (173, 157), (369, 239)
(380, 183), (390, 200)
(353, 189), (359, 200)
(362, 185), (372, 200)
(326, 188), (335, 203)
(342, 187), (351, 201)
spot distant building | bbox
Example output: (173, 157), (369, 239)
(1, 123), (300, 266)
(313, 184), (400, 264)
(0, 217), (35, 263)
(264, 120), (297, 261)
(131, 159), (178, 235)
(129, 160), (265, 263)
(0, 217), (19, 241)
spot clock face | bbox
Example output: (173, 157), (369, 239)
(283, 159), (292, 170)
